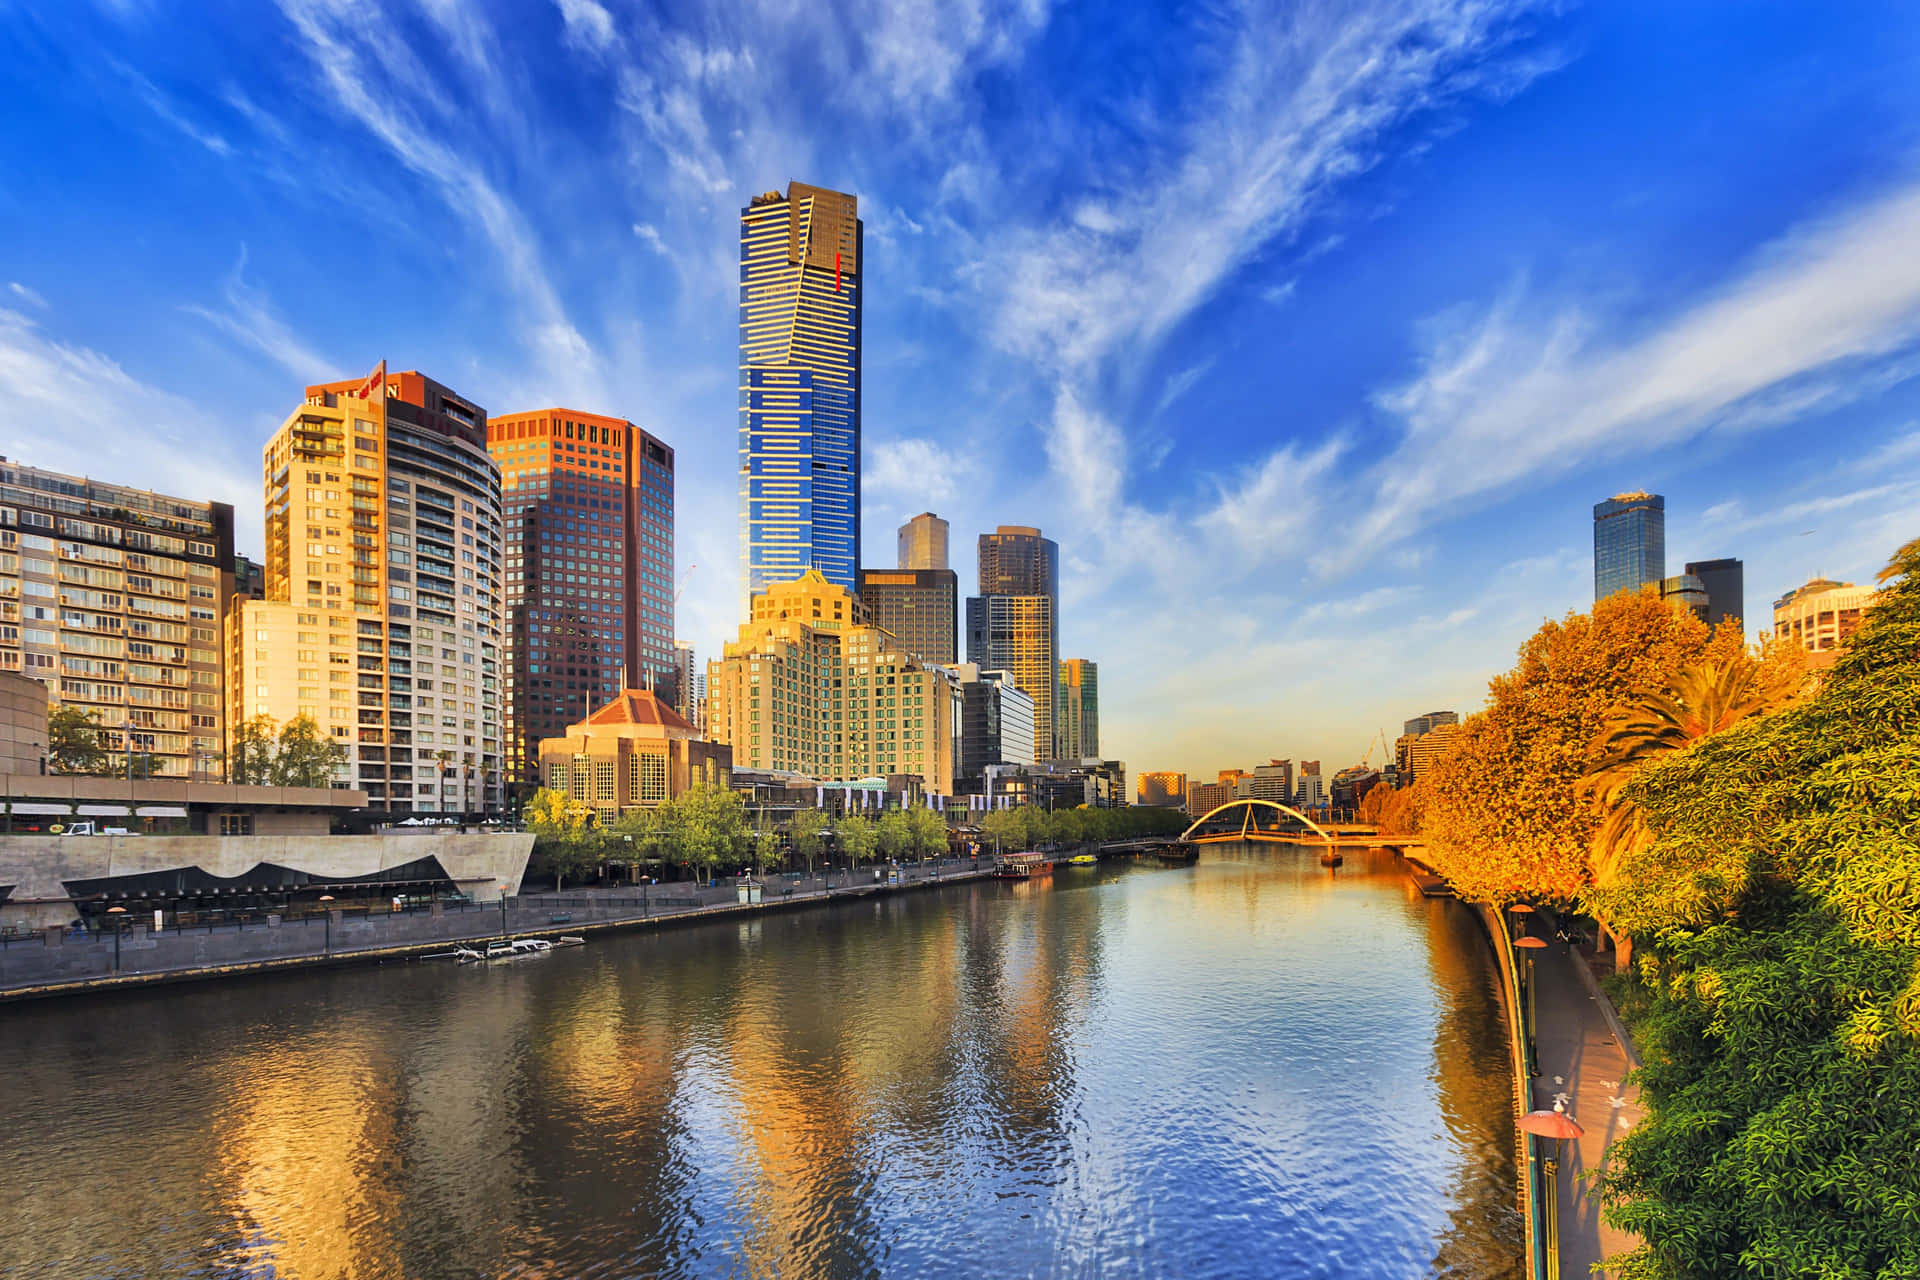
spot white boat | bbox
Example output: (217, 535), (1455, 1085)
(484, 938), (553, 962)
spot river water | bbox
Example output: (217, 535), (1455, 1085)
(0, 848), (1520, 1279)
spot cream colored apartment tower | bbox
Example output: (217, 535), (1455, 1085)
(229, 368), (505, 815)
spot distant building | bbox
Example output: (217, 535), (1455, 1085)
(1684, 558), (1744, 630)
(1660, 573), (1710, 622)
(1405, 724), (1460, 782)
(1249, 760), (1293, 804)
(1057, 658), (1099, 759)
(671, 642), (703, 731)
(967, 526), (1061, 758)
(954, 664), (1037, 787)
(1217, 768), (1248, 790)
(538, 688), (731, 822)
(1403, 711), (1459, 738)
(858, 568), (958, 665)
(235, 554), (266, 600)
(984, 757), (1126, 811)
(1330, 765), (1382, 810)
(1137, 771), (1186, 808)
(1186, 780), (1231, 816)
(897, 513), (949, 571)
(1296, 761), (1325, 809)
(1594, 491), (1665, 601)
(1773, 578), (1878, 671)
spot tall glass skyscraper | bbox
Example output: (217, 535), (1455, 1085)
(738, 182), (862, 609)
(1593, 491), (1665, 602)
(967, 526), (1062, 759)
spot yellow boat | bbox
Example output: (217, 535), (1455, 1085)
(1066, 852), (1098, 866)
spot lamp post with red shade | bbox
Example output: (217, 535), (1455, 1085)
(1518, 1104), (1585, 1280)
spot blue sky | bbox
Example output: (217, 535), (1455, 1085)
(3, 0), (1917, 779)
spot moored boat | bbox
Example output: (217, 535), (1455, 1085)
(994, 851), (1054, 879)
(1065, 852), (1098, 866)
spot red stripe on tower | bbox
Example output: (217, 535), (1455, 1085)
(835, 251), (842, 292)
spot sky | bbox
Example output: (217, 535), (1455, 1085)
(2, 0), (1918, 781)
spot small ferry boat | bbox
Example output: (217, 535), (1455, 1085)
(484, 938), (554, 963)
(993, 851), (1054, 879)
(1065, 852), (1098, 866)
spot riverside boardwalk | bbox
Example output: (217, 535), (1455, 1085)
(0, 856), (997, 1002)
(1527, 921), (1645, 1278)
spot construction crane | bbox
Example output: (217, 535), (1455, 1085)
(1361, 728), (1392, 770)
(673, 562), (697, 609)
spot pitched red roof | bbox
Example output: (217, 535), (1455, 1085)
(583, 689), (694, 733)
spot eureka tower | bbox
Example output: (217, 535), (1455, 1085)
(737, 182), (863, 609)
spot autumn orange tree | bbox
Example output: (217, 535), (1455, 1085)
(1420, 589), (1752, 906)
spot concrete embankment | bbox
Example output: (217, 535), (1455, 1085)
(0, 862), (997, 1004)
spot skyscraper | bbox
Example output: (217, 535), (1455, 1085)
(897, 512), (949, 571)
(967, 525), (1061, 758)
(231, 366), (504, 815)
(1685, 557), (1744, 630)
(738, 182), (863, 607)
(487, 408), (675, 786)
(858, 569), (957, 664)
(1593, 491), (1665, 601)
(1058, 658), (1098, 758)
(0, 458), (235, 779)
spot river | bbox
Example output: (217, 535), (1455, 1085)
(0, 848), (1520, 1279)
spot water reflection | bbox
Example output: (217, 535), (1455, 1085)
(0, 852), (1515, 1279)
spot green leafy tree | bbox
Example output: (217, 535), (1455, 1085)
(269, 714), (348, 789)
(47, 705), (110, 776)
(980, 807), (1025, 852)
(1597, 538), (1920, 1278)
(749, 819), (781, 875)
(835, 814), (877, 869)
(907, 804), (947, 861)
(876, 809), (911, 863)
(675, 783), (747, 884)
(790, 808), (830, 871)
(231, 714), (278, 785)
(523, 787), (601, 891)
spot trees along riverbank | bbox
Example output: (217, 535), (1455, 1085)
(1393, 538), (1918, 1278)
(522, 789), (1190, 888)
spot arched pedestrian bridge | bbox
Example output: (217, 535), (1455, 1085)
(1180, 799), (1337, 856)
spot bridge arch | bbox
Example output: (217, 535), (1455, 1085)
(1179, 798), (1337, 858)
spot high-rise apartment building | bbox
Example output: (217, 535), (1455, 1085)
(672, 641), (703, 732)
(953, 663), (1037, 787)
(1660, 573), (1710, 622)
(1594, 491), (1665, 601)
(1250, 760), (1293, 804)
(706, 571), (957, 793)
(738, 182), (863, 607)
(967, 525), (1061, 758)
(858, 568), (957, 664)
(0, 459), (234, 778)
(1185, 780), (1231, 817)
(1403, 711), (1459, 738)
(230, 367), (504, 815)
(1057, 658), (1098, 758)
(897, 512), (949, 571)
(235, 554), (266, 601)
(1773, 578), (1878, 671)
(1685, 558), (1744, 630)
(1137, 771), (1186, 808)
(486, 408), (674, 786)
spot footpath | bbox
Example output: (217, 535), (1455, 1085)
(1524, 922), (1645, 1278)
(0, 857), (995, 1003)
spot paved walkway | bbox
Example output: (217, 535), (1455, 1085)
(1523, 928), (1643, 1278)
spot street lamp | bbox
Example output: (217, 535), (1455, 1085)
(1514, 934), (1548, 1074)
(106, 905), (127, 971)
(1517, 1104), (1585, 1280)
(498, 882), (509, 938)
(318, 894), (336, 955)
(1505, 901), (1535, 940)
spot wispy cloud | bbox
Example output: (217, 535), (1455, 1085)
(0, 308), (258, 547)
(182, 246), (337, 382)
(868, 437), (971, 509)
(109, 57), (232, 156)
(7, 282), (47, 309)
(1348, 177), (1920, 567)
(1155, 358), (1216, 416)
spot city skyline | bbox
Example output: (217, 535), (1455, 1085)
(3, 3), (1916, 777)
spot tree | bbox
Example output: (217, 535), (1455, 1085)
(675, 783), (747, 884)
(231, 714), (278, 785)
(790, 808), (830, 871)
(835, 814), (877, 869)
(1597, 538), (1920, 1278)
(1356, 779), (1427, 836)
(749, 819), (781, 876)
(523, 787), (600, 891)
(907, 804), (947, 861)
(1585, 647), (1804, 890)
(980, 807), (1025, 852)
(47, 706), (110, 776)
(270, 714), (347, 789)
(876, 809), (911, 863)
(1420, 589), (1749, 906)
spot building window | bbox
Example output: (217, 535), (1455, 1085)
(218, 814), (254, 836)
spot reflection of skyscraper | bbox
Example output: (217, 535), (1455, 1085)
(1593, 492), (1665, 601)
(738, 182), (863, 607)
(967, 526), (1061, 758)
(897, 512), (949, 571)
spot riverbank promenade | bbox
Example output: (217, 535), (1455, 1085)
(0, 857), (996, 1001)
(1529, 928), (1644, 1278)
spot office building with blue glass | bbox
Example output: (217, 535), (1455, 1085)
(1593, 491), (1665, 602)
(737, 181), (863, 610)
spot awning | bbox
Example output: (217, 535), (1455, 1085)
(77, 804), (131, 816)
(134, 806), (188, 817)
(8, 803), (72, 816)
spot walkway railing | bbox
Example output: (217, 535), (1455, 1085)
(1481, 902), (1551, 1280)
